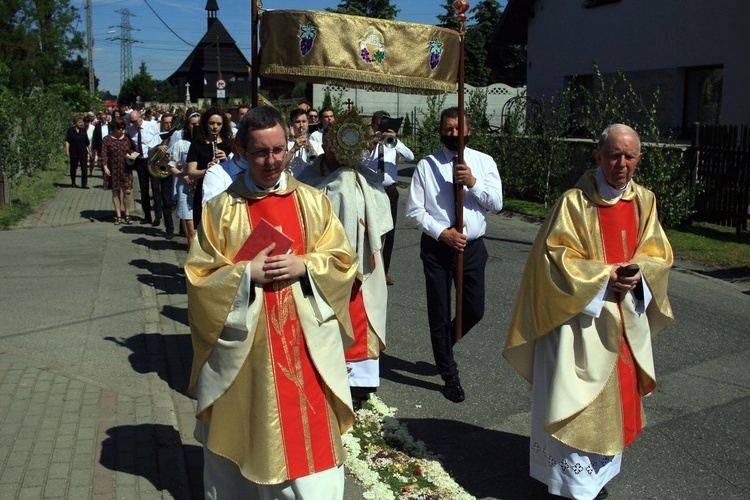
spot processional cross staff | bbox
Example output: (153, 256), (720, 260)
(453, 0), (469, 344)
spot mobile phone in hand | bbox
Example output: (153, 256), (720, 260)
(617, 263), (640, 277)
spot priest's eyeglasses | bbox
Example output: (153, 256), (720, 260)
(249, 146), (287, 162)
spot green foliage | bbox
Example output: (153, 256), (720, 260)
(406, 94), (446, 160)
(321, 90), (333, 111)
(0, 86), (71, 182)
(46, 83), (102, 112)
(0, 0), (85, 95)
(0, 167), (64, 229)
(437, 0), (510, 86)
(402, 114), (412, 137)
(291, 82), (307, 99)
(118, 62), (177, 106)
(327, 0), (400, 19)
(489, 66), (693, 227)
(330, 91), (348, 117)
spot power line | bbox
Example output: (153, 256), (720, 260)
(142, 0), (195, 47)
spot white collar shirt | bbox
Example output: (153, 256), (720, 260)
(405, 146), (503, 241)
(127, 120), (161, 158)
(364, 140), (415, 187)
(308, 129), (325, 155)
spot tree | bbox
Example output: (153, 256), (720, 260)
(436, 0), (491, 86)
(0, 0), (85, 94)
(118, 62), (176, 106)
(327, 0), (400, 20)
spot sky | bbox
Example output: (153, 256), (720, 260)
(87, 0), (480, 96)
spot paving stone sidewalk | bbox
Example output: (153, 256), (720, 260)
(1, 172), (197, 499)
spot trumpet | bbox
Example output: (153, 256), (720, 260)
(375, 131), (397, 149)
(304, 136), (317, 162)
(148, 115), (183, 178)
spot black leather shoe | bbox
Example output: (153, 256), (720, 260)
(165, 231), (174, 240)
(152, 218), (161, 227)
(141, 218), (153, 225)
(595, 487), (608, 499)
(443, 376), (465, 403)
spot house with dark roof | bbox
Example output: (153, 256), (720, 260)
(167, 0), (252, 102)
(494, 0), (750, 135)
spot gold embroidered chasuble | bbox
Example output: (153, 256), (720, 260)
(503, 169), (674, 456)
(186, 175), (358, 483)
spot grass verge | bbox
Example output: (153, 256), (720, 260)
(0, 167), (65, 230)
(504, 198), (750, 270)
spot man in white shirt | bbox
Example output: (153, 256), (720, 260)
(405, 106), (503, 403)
(365, 111), (414, 285)
(128, 110), (163, 225)
(202, 149), (248, 205)
(308, 107), (335, 156)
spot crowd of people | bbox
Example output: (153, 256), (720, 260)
(67, 99), (674, 500)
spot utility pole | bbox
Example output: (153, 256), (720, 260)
(86, 0), (95, 96)
(107, 9), (140, 89)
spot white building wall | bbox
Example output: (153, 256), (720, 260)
(312, 83), (526, 129)
(525, 0), (750, 126)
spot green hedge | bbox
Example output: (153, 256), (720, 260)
(0, 89), (72, 181)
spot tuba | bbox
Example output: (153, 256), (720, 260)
(148, 115), (184, 178)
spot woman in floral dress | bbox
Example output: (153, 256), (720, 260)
(100, 118), (135, 224)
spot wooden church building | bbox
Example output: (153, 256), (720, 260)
(167, 0), (252, 102)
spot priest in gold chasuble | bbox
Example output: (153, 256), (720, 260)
(503, 124), (674, 500)
(186, 107), (358, 499)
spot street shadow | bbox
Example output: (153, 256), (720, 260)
(129, 258), (186, 296)
(99, 424), (200, 500)
(702, 266), (750, 285)
(379, 352), (443, 393)
(104, 333), (192, 395)
(163, 304), (189, 326)
(80, 209), (112, 222)
(399, 417), (544, 499)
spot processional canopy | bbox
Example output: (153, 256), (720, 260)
(259, 10), (459, 95)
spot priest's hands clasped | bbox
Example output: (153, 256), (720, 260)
(250, 243), (306, 284)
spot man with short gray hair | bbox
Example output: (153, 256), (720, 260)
(504, 124), (675, 499)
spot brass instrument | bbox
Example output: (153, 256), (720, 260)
(148, 115), (184, 178)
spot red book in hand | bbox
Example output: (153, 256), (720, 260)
(233, 218), (294, 263)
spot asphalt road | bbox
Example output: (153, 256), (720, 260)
(1, 175), (748, 499)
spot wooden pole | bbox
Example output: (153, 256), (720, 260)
(251, 0), (259, 107)
(454, 1), (469, 344)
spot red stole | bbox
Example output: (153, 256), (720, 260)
(597, 199), (643, 448)
(245, 194), (337, 479)
(345, 280), (371, 361)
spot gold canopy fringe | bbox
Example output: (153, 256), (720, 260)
(261, 64), (457, 94)
(259, 10), (459, 95)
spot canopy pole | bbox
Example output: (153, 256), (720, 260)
(453, 1), (469, 344)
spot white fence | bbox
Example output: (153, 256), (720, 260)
(312, 83), (526, 129)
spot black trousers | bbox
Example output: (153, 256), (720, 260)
(153, 175), (175, 232)
(420, 234), (487, 380)
(134, 158), (154, 221)
(382, 185), (399, 274)
(69, 157), (88, 187)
